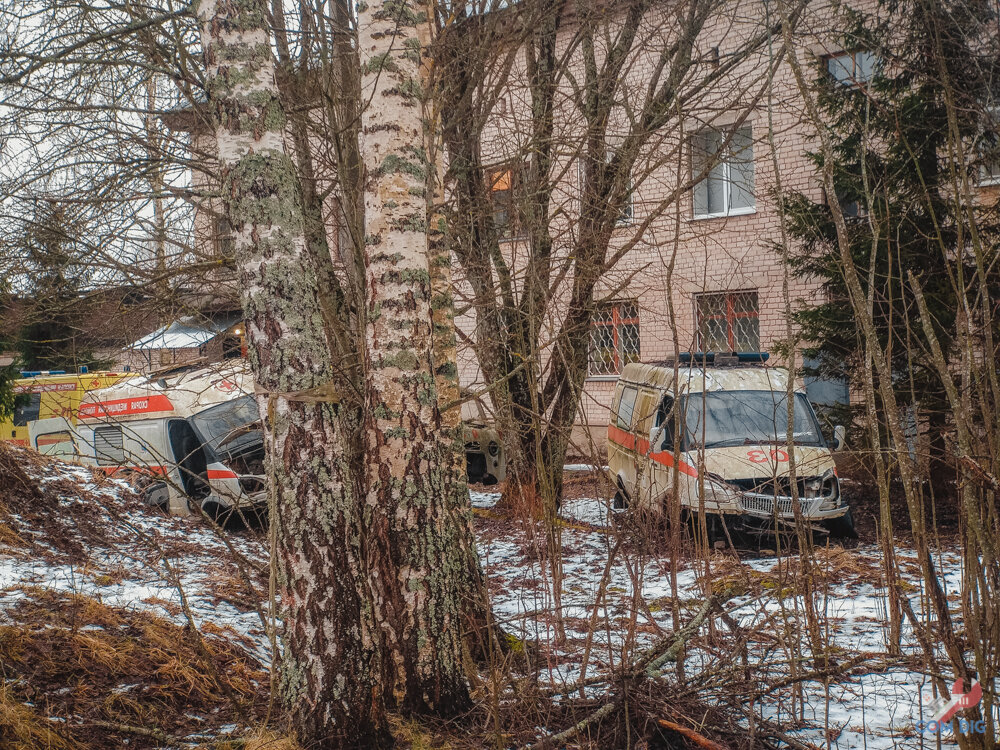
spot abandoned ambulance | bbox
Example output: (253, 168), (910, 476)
(30, 363), (265, 519)
(3, 370), (129, 449)
(607, 353), (855, 537)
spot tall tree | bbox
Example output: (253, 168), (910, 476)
(437, 0), (797, 511)
(780, 1), (1000, 485)
(194, 0), (387, 745)
(11, 202), (109, 371)
(358, 0), (478, 713)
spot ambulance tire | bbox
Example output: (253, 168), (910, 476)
(613, 478), (630, 510)
(188, 496), (226, 523)
(823, 508), (858, 540)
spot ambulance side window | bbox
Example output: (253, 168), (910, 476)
(13, 393), (41, 426)
(94, 426), (125, 466)
(616, 387), (638, 430)
(654, 396), (675, 450)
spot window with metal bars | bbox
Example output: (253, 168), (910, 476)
(696, 291), (760, 353)
(589, 301), (640, 376)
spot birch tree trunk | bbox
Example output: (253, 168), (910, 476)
(358, 0), (476, 714)
(195, 1), (387, 745)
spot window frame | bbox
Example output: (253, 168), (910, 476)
(93, 425), (125, 466)
(691, 127), (756, 220)
(695, 291), (761, 353)
(824, 50), (877, 88)
(589, 300), (641, 378)
(487, 163), (528, 241)
(616, 386), (639, 430)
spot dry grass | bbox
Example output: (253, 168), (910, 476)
(0, 683), (82, 750)
(0, 587), (269, 749)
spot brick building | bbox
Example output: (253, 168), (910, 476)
(452, 0), (999, 449)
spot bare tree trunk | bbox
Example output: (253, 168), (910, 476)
(195, 1), (387, 745)
(358, 0), (476, 714)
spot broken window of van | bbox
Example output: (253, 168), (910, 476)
(189, 395), (263, 474)
(35, 430), (74, 457)
(692, 127), (754, 218)
(682, 391), (824, 449)
(653, 395), (675, 449)
(590, 301), (640, 376)
(616, 386), (638, 430)
(94, 425), (125, 465)
(696, 291), (759, 352)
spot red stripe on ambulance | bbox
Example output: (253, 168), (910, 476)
(606, 425), (699, 478)
(78, 394), (174, 420)
(206, 469), (238, 480)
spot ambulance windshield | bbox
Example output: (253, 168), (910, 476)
(682, 390), (825, 449)
(190, 395), (262, 458)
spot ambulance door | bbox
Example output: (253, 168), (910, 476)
(639, 393), (678, 514)
(166, 419), (211, 509)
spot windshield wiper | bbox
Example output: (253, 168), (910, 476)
(701, 438), (756, 448)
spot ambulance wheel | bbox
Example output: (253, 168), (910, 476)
(823, 508), (858, 540)
(613, 478), (630, 510)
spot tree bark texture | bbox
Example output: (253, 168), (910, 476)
(195, 1), (386, 745)
(358, 0), (475, 714)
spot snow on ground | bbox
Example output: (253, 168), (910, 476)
(472, 491), (972, 749)
(0, 454), (979, 749)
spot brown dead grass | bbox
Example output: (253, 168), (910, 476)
(701, 545), (883, 597)
(0, 683), (82, 750)
(0, 587), (269, 749)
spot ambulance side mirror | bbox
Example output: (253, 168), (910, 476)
(833, 425), (846, 451)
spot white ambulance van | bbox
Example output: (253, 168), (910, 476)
(608, 353), (854, 538)
(30, 362), (265, 519)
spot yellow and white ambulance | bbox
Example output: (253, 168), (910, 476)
(30, 362), (265, 519)
(607, 353), (854, 537)
(2, 370), (130, 449)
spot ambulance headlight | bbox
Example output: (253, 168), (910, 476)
(704, 472), (739, 502)
(818, 469), (840, 509)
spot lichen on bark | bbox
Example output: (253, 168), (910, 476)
(196, 0), (388, 745)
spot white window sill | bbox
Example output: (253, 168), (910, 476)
(691, 207), (757, 221)
(586, 375), (621, 382)
(979, 176), (1000, 187)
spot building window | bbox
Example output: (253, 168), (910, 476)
(692, 127), (755, 218)
(488, 164), (527, 239)
(981, 159), (1000, 186)
(215, 216), (234, 258)
(696, 291), (760, 352)
(825, 50), (876, 86)
(590, 301), (640, 376)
